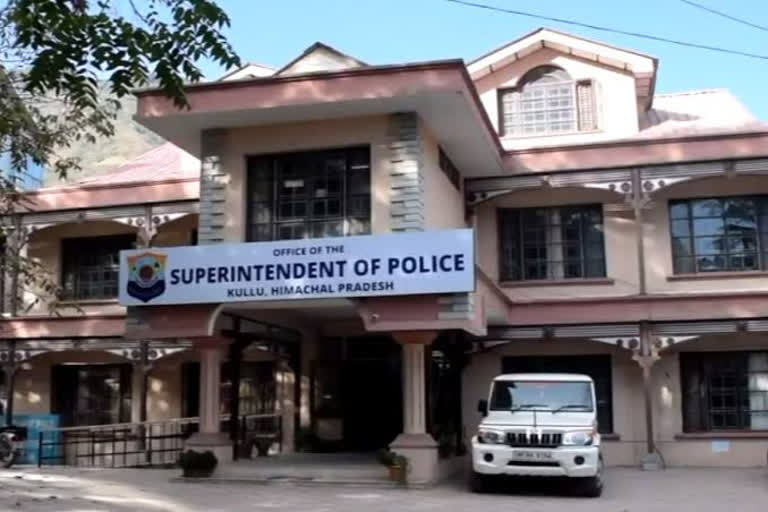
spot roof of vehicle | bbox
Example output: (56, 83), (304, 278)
(493, 373), (594, 383)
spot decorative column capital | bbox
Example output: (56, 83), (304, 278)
(392, 330), (438, 346)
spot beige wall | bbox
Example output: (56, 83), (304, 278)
(14, 350), (186, 422)
(154, 214), (198, 248)
(476, 174), (768, 302)
(25, 221), (137, 316)
(475, 48), (639, 151)
(421, 124), (466, 230)
(14, 351), (128, 415)
(23, 215), (197, 316)
(645, 175), (768, 294)
(217, 116), (391, 243)
(13, 344), (280, 422)
(475, 187), (638, 300)
(652, 334), (768, 467)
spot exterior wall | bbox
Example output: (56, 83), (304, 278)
(654, 334), (768, 467)
(475, 187), (638, 300)
(13, 351), (130, 415)
(13, 345), (280, 423)
(153, 214), (198, 248)
(645, 175), (768, 294)
(421, 124), (466, 230)
(474, 48), (640, 150)
(462, 339), (643, 467)
(25, 221), (138, 316)
(211, 116), (391, 243)
(23, 215), (197, 317)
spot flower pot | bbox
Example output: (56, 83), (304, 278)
(388, 464), (406, 483)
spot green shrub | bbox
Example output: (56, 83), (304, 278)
(376, 449), (407, 468)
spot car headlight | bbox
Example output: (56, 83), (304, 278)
(477, 429), (505, 444)
(562, 430), (594, 446)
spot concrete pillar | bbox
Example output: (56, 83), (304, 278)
(199, 344), (223, 434)
(277, 360), (296, 454)
(185, 338), (232, 464)
(402, 342), (427, 435)
(390, 331), (438, 486)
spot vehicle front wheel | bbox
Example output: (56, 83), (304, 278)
(577, 458), (604, 497)
(469, 470), (489, 493)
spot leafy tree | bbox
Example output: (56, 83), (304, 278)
(0, 0), (240, 311)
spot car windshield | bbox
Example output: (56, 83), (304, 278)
(489, 380), (594, 412)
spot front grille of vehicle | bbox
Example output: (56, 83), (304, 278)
(507, 460), (560, 467)
(506, 432), (562, 448)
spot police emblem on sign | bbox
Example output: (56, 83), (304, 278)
(126, 252), (167, 303)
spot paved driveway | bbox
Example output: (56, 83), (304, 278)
(1, 466), (767, 511)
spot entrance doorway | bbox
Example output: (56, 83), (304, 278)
(312, 336), (401, 452)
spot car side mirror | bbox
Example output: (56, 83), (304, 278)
(477, 399), (488, 417)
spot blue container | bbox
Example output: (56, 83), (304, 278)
(1, 414), (61, 465)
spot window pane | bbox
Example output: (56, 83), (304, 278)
(61, 235), (134, 301)
(671, 220), (691, 237)
(499, 205), (603, 281)
(693, 218), (725, 236)
(694, 237), (726, 254)
(727, 236), (757, 252)
(247, 147), (370, 241)
(669, 202), (690, 219)
(500, 67), (577, 136)
(692, 199), (723, 217)
(347, 196), (370, 218)
(277, 223), (306, 240)
(312, 221), (343, 238)
(729, 254), (759, 270)
(696, 255), (726, 272)
(347, 218), (371, 236)
(674, 257), (695, 274)
(671, 196), (768, 274)
(585, 258), (605, 277)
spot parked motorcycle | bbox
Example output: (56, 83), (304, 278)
(0, 425), (27, 468)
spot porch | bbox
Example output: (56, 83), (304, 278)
(208, 452), (465, 487)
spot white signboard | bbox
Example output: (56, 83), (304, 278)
(119, 229), (475, 306)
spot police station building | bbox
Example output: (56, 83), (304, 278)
(4, 29), (768, 482)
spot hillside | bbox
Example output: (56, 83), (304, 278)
(44, 94), (165, 186)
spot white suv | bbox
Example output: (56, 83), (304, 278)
(470, 373), (604, 497)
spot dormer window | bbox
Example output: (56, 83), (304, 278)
(498, 66), (596, 137)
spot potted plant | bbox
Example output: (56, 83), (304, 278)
(376, 449), (408, 483)
(178, 449), (218, 478)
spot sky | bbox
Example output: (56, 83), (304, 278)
(193, 0), (768, 119)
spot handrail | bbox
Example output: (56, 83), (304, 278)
(39, 413), (280, 434)
(37, 412), (282, 468)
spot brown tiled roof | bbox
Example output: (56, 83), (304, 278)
(75, 142), (199, 186)
(639, 89), (767, 138)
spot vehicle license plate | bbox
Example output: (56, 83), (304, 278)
(513, 450), (553, 461)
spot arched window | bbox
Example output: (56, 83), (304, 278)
(499, 66), (596, 136)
